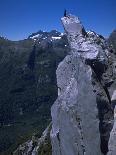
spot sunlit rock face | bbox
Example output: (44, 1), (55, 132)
(51, 55), (102, 155)
(51, 14), (115, 155)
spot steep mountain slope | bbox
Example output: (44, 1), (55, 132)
(108, 30), (116, 51)
(51, 14), (116, 155)
(0, 31), (69, 154)
(14, 123), (52, 155)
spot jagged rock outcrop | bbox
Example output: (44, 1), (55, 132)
(13, 123), (52, 155)
(108, 30), (116, 52)
(51, 14), (116, 155)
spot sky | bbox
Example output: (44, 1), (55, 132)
(0, 0), (116, 40)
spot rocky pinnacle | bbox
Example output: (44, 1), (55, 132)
(51, 13), (116, 155)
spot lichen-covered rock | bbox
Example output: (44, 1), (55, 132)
(51, 13), (115, 155)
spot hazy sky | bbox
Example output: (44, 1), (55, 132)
(0, 0), (116, 40)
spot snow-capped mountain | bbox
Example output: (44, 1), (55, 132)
(28, 30), (64, 42)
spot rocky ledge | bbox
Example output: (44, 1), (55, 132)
(50, 13), (116, 155)
(13, 123), (52, 155)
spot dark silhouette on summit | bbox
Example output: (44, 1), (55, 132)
(64, 9), (67, 17)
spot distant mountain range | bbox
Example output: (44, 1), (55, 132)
(28, 30), (63, 41)
(0, 30), (69, 154)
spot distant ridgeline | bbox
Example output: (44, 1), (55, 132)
(0, 30), (69, 154)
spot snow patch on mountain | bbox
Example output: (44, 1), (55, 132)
(30, 34), (42, 39)
(51, 36), (61, 40)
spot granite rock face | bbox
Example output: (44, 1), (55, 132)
(51, 14), (116, 155)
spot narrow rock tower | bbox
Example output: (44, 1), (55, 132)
(50, 14), (115, 155)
